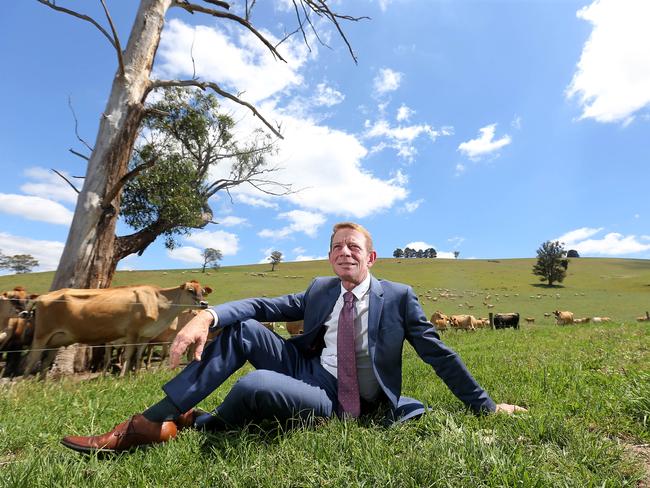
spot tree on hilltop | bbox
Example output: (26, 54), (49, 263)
(0, 252), (39, 274)
(532, 240), (568, 286)
(201, 248), (222, 272)
(269, 251), (283, 271)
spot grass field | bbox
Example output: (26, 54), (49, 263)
(0, 258), (649, 486)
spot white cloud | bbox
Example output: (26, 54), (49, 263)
(295, 254), (327, 262)
(404, 241), (435, 251)
(156, 19), (311, 105)
(20, 167), (79, 204)
(396, 104), (414, 122)
(235, 194), (279, 209)
(185, 230), (240, 255)
(447, 236), (466, 248)
(0, 194), (73, 225)
(458, 124), (511, 160)
(218, 216), (249, 227)
(566, 0), (650, 123)
(377, 0), (393, 11)
(556, 227), (603, 244)
(292, 246), (306, 254)
(0, 232), (64, 272)
(365, 118), (452, 162)
(454, 163), (466, 176)
(373, 68), (403, 95)
(259, 210), (326, 240)
(167, 246), (204, 264)
(555, 227), (650, 255)
(400, 199), (423, 213)
(436, 251), (457, 259)
(313, 83), (345, 107)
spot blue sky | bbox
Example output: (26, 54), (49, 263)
(1, 0), (649, 274)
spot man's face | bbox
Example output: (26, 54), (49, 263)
(328, 228), (377, 288)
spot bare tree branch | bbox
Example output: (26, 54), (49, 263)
(172, 1), (286, 63)
(102, 158), (157, 207)
(36, 0), (117, 50)
(69, 148), (90, 161)
(245, 0), (256, 21)
(67, 96), (94, 153)
(51, 169), (80, 194)
(99, 0), (125, 77)
(148, 79), (283, 139)
(202, 0), (230, 9)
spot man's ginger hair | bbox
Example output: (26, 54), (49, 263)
(330, 222), (374, 252)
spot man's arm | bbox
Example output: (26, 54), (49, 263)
(401, 286), (525, 414)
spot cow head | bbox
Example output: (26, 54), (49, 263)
(183, 281), (212, 308)
(2, 287), (38, 313)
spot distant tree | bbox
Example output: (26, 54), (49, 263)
(567, 249), (580, 258)
(425, 248), (437, 258)
(415, 249), (424, 258)
(269, 251), (283, 271)
(404, 247), (414, 258)
(533, 240), (568, 286)
(454, 251), (460, 259)
(201, 248), (222, 273)
(0, 252), (39, 274)
(393, 248), (404, 258)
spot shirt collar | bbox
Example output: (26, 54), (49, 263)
(340, 273), (371, 301)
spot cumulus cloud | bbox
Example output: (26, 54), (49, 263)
(156, 18), (410, 221)
(400, 199), (423, 213)
(365, 118), (452, 162)
(218, 216), (249, 227)
(405, 241), (435, 250)
(167, 246), (204, 264)
(566, 0), (650, 123)
(396, 104), (414, 122)
(0, 194), (73, 225)
(458, 124), (511, 160)
(555, 227), (650, 256)
(156, 19), (311, 105)
(313, 83), (345, 107)
(185, 230), (240, 255)
(0, 232), (63, 272)
(20, 167), (79, 204)
(294, 254), (327, 262)
(373, 68), (402, 95)
(259, 210), (326, 240)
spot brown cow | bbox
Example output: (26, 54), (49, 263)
(430, 311), (449, 331)
(449, 314), (477, 331)
(24, 281), (211, 378)
(553, 310), (574, 325)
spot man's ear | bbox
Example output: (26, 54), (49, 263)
(367, 250), (377, 267)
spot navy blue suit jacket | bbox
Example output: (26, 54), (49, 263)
(213, 276), (496, 422)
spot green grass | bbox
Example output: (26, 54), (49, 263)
(1, 258), (649, 486)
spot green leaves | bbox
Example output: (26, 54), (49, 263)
(532, 240), (568, 286)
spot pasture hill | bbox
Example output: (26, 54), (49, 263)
(3, 257), (649, 324)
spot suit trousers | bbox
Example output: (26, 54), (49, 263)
(162, 320), (339, 426)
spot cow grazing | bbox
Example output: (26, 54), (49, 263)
(574, 317), (591, 324)
(24, 281), (211, 378)
(1, 289), (38, 378)
(524, 317), (535, 324)
(636, 313), (650, 322)
(285, 320), (304, 336)
(430, 311), (449, 331)
(449, 314), (477, 331)
(493, 312), (520, 330)
(592, 317), (611, 323)
(554, 310), (574, 325)
(475, 318), (490, 328)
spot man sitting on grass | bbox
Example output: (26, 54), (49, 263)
(62, 221), (526, 453)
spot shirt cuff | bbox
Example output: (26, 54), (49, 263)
(204, 308), (219, 328)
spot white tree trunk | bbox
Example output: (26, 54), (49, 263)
(48, 0), (172, 374)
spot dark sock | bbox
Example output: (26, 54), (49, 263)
(142, 396), (182, 422)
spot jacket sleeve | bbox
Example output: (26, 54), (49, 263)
(402, 286), (496, 414)
(209, 281), (316, 330)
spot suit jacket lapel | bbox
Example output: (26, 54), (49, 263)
(368, 276), (384, 359)
(308, 278), (341, 333)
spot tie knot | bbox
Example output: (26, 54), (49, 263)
(343, 291), (355, 304)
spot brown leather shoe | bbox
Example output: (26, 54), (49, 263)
(174, 408), (208, 430)
(61, 414), (178, 453)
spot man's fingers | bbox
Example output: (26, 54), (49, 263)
(194, 341), (204, 362)
(495, 403), (528, 415)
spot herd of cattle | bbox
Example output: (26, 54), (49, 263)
(1, 283), (648, 379)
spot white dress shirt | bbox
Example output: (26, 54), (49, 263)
(319, 273), (381, 402)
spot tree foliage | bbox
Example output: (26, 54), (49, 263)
(394, 247), (436, 258)
(567, 249), (580, 258)
(120, 87), (281, 252)
(269, 251), (283, 271)
(532, 240), (568, 286)
(0, 252), (39, 274)
(201, 248), (222, 272)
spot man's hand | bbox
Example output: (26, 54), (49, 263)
(495, 403), (528, 415)
(169, 310), (213, 369)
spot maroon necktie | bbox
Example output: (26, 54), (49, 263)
(337, 291), (360, 417)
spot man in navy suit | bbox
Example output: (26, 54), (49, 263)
(62, 222), (525, 453)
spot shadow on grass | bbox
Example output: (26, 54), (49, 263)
(530, 283), (566, 289)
